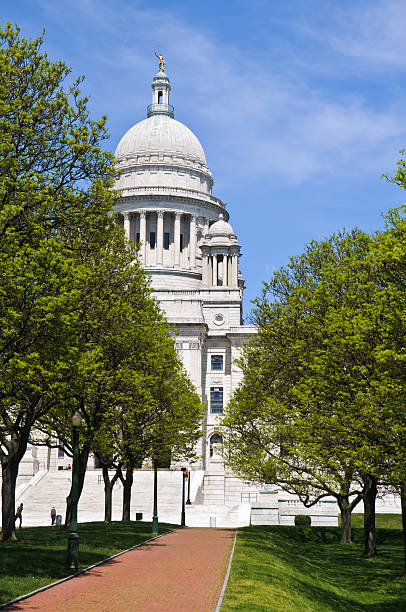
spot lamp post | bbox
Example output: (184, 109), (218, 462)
(181, 467), (186, 527)
(67, 411), (81, 571)
(152, 454), (159, 535)
(186, 468), (191, 505)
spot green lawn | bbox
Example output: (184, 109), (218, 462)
(347, 513), (403, 530)
(0, 521), (175, 604)
(222, 519), (406, 611)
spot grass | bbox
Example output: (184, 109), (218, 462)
(222, 517), (406, 611)
(0, 520), (176, 605)
(347, 513), (403, 530)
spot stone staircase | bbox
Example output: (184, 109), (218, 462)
(4, 468), (253, 528)
(13, 469), (203, 526)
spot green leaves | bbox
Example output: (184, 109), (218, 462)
(223, 226), (406, 506)
(0, 23), (115, 463)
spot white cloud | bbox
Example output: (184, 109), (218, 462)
(35, 0), (406, 184)
(300, 0), (406, 69)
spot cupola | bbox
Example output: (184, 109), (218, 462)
(147, 71), (174, 119)
(201, 214), (241, 287)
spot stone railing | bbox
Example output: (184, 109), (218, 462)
(119, 185), (226, 208)
(147, 103), (174, 118)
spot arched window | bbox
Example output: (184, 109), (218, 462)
(158, 90), (163, 104)
(210, 434), (223, 457)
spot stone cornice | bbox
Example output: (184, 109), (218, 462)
(117, 185), (225, 206)
(116, 157), (213, 180)
(115, 190), (228, 219)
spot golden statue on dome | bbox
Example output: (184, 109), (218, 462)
(154, 51), (165, 72)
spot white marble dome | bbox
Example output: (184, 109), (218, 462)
(208, 214), (235, 237)
(115, 114), (207, 165)
(206, 214), (237, 246)
(114, 70), (215, 197)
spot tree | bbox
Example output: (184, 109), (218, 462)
(371, 156), (406, 574)
(92, 313), (203, 523)
(0, 24), (115, 540)
(37, 223), (202, 525)
(223, 229), (394, 548)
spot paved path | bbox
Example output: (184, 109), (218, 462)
(8, 528), (235, 611)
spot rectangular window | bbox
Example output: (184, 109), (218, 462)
(164, 232), (170, 250)
(211, 355), (223, 371)
(180, 234), (184, 252)
(136, 232), (140, 244)
(210, 387), (223, 414)
(150, 232), (156, 249)
(58, 443), (65, 458)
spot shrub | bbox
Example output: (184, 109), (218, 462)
(294, 515), (311, 526)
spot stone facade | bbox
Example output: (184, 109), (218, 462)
(113, 69), (256, 475)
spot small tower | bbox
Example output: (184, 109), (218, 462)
(200, 214), (241, 287)
(147, 72), (174, 119)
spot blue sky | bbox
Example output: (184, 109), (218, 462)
(2, 0), (406, 316)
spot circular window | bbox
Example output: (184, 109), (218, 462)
(213, 313), (225, 326)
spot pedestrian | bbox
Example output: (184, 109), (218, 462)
(15, 503), (23, 529)
(51, 506), (56, 526)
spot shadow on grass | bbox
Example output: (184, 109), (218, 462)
(0, 521), (176, 604)
(222, 526), (406, 612)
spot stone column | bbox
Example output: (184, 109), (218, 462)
(157, 210), (164, 265)
(174, 212), (181, 268)
(231, 254), (238, 286)
(203, 218), (209, 237)
(130, 213), (136, 242)
(139, 210), (146, 264)
(227, 255), (232, 286)
(190, 215), (197, 270)
(202, 252), (208, 285)
(123, 212), (131, 240)
(213, 254), (218, 286)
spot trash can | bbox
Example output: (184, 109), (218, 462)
(136, 512), (143, 521)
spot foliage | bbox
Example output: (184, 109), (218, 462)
(369, 205), (406, 488)
(221, 229), (405, 544)
(295, 515), (311, 526)
(223, 233), (376, 487)
(0, 23), (116, 540)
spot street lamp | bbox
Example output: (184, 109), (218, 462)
(181, 467), (186, 527)
(67, 411), (81, 571)
(152, 454), (159, 535)
(186, 468), (191, 505)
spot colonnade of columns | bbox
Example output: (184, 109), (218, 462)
(202, 252), (239, 287)
(122, 209), (200, 270)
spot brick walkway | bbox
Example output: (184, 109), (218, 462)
(8, 528), (235, 611)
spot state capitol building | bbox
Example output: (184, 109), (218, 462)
(113, 65), (255, 474)
(16, 62), (343, 526)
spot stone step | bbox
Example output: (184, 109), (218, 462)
(4, 469), (251, 528)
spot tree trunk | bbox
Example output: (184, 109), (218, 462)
(65, 444), (89, 527)
(1, 459), (19, 541)
(400, 482), (406, 579)
(121, 468), (133, 521)
(102, 465), (113, 524)
(338, 496), (353, 544)
(363, 474), (378, 557)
